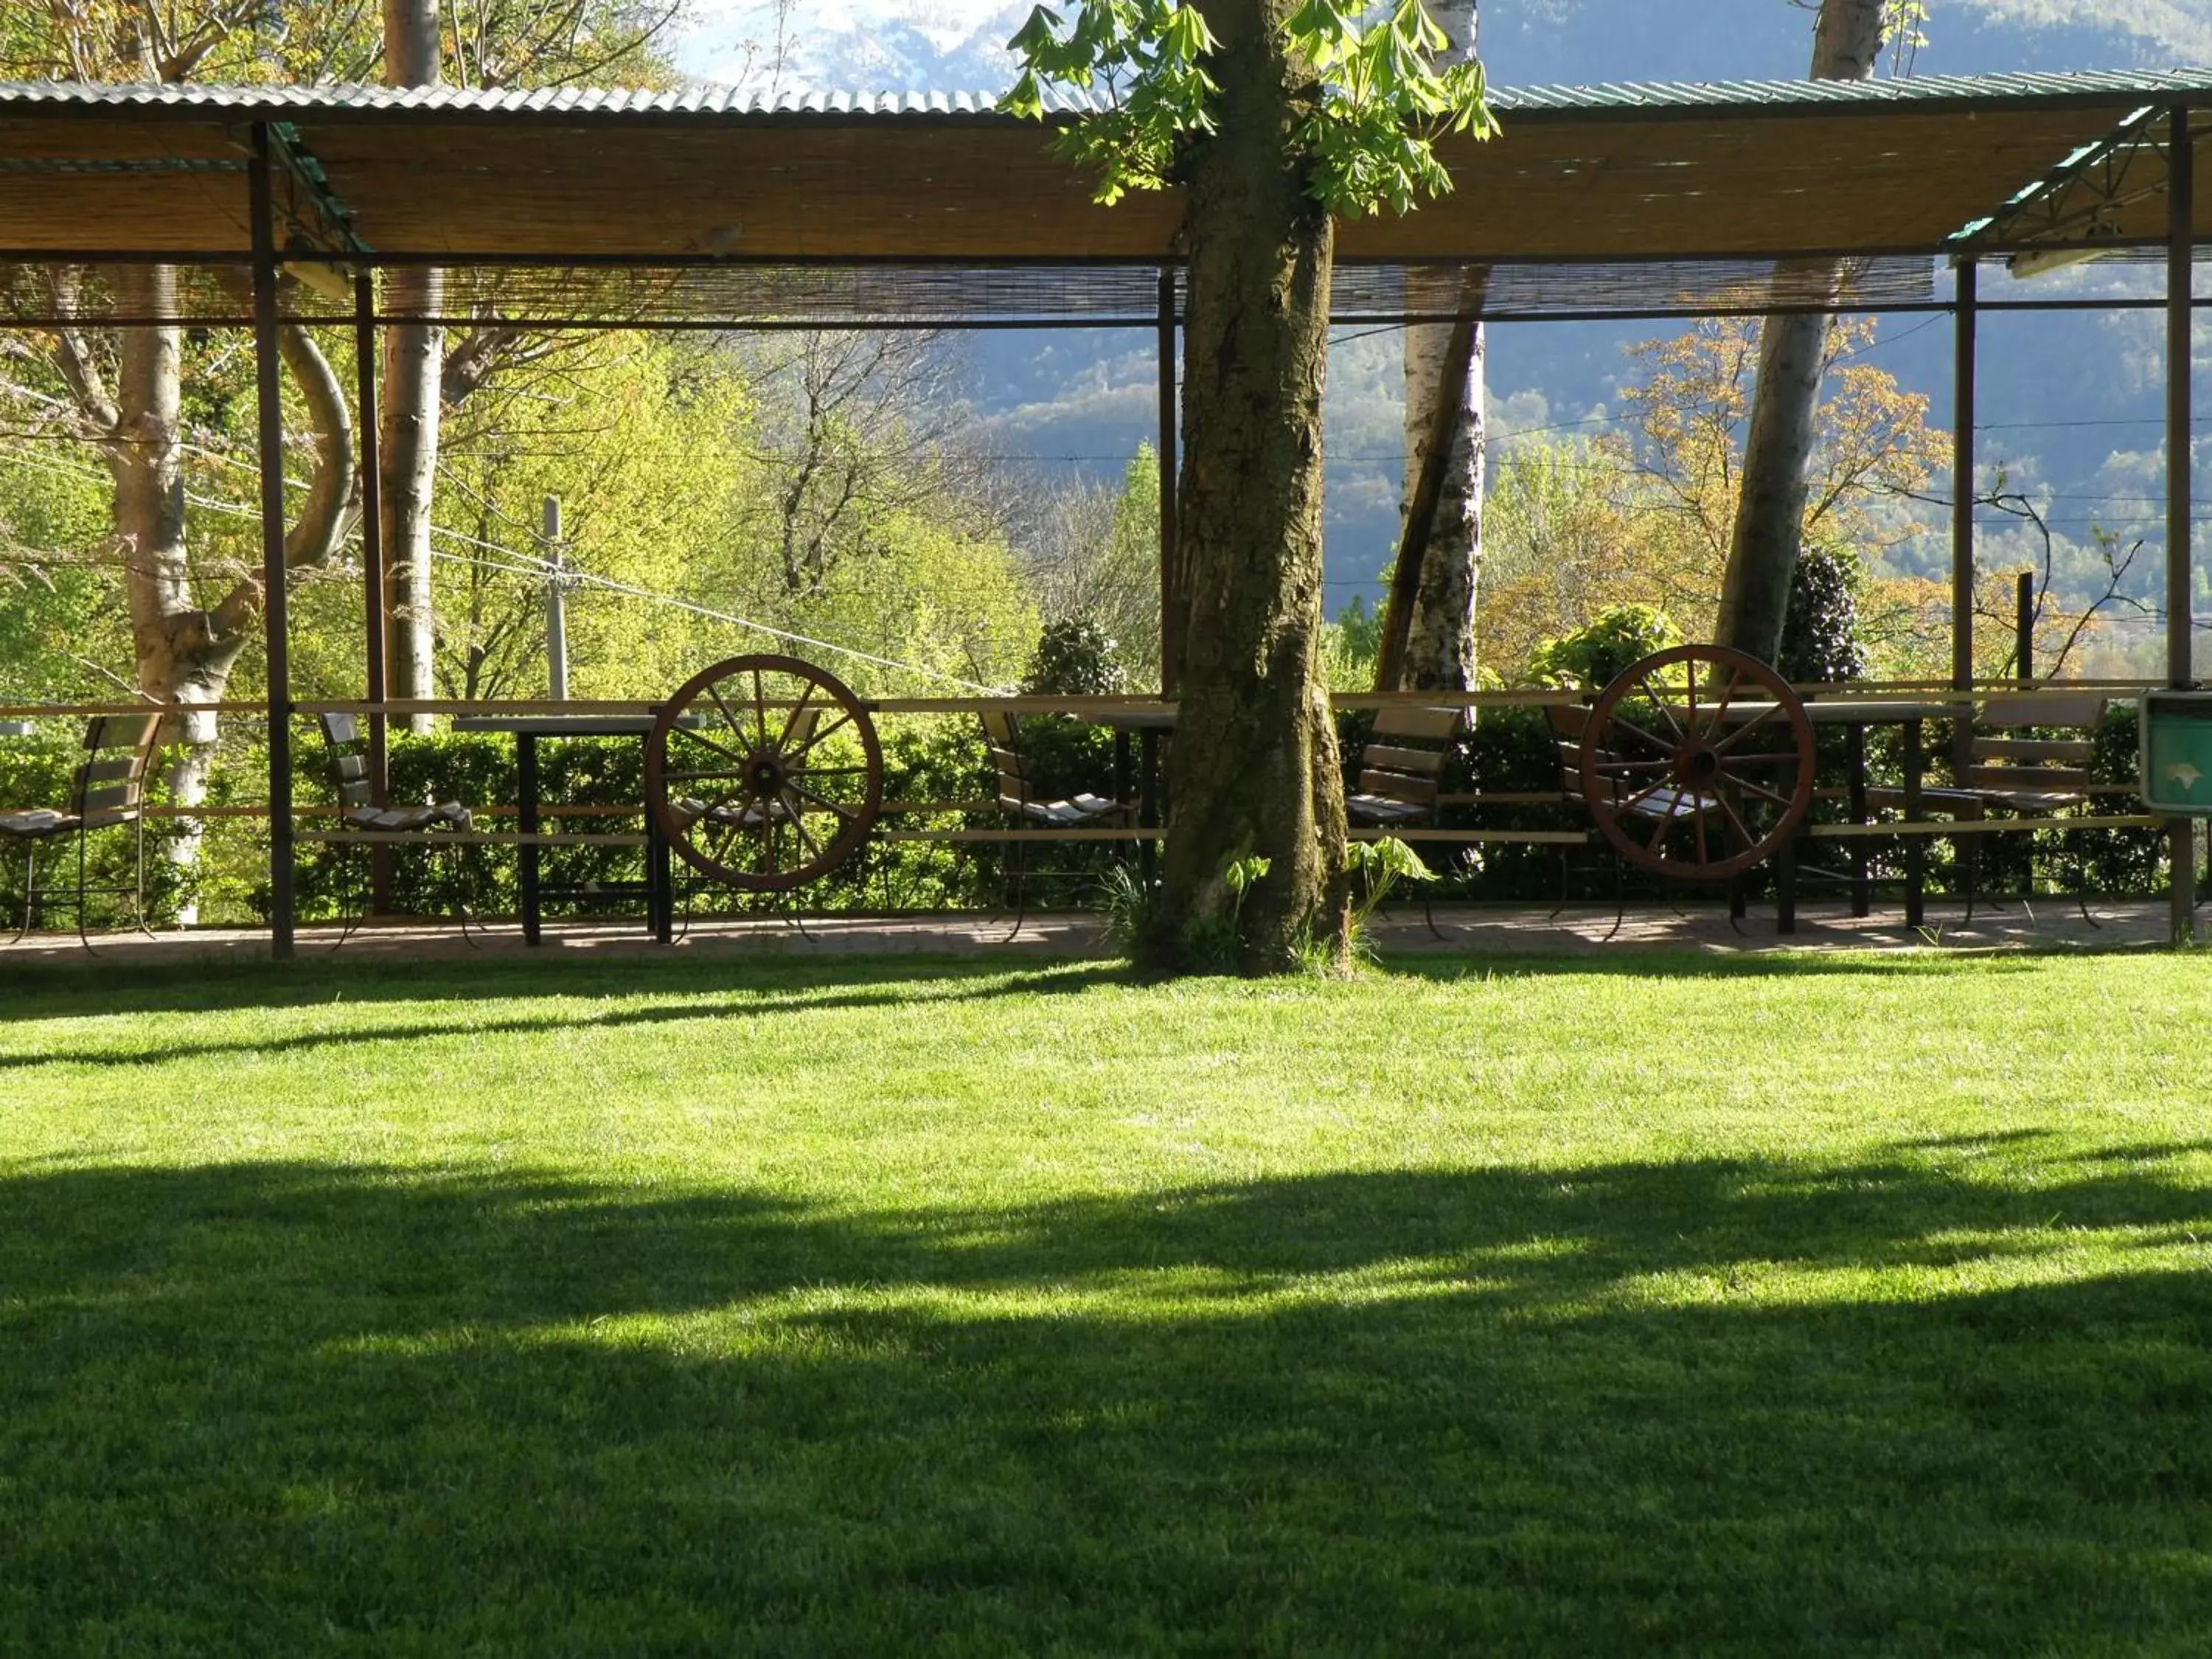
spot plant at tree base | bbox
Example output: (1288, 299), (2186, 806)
(1002, 0), (1497, 975)
(1340, 834), (1440, 962)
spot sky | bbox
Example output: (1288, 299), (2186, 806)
(669, 0), (2212, 90)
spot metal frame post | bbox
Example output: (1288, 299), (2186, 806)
(250, 125), (296, 959)
(353, 270), (393, 914)
(1950, 257), (1978, 699)
(2168, 106), (2197, 940)
(1157, 268), (1179, 697)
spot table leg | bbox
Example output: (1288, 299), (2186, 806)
(1904, 718), (1926, 929)
(1777, 834), (1798, 934)
(1848, 723), (1871, 917)
(648, 804), (673, 945)
(1139, 728), (1159, 885)
(1113, 728), (1134, 874)
(518, 733), (543, 947)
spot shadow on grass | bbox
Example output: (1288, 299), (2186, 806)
(0, 959), (1136, 1071)
(0, 939), (2048, 1022)
(4, 1147), (2211, 1653)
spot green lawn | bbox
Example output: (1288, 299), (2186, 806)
(3, 949), (2211, 1655)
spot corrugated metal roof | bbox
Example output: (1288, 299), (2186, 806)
(0, 65), (2207, 123)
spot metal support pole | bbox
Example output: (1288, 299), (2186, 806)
(1157, 268), (1179, 697)
(250, 125), (295, 960)
(1950, 259), (1978, 699)
(353, 271), (393, 914)
(2015, 570), (2034, 685)
(543, 495), (568, 700)
(2168, 107), (2197, 941)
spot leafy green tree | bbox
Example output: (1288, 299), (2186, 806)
(1004, 0), (1496, 973)
(1023, 446), (1164, 687)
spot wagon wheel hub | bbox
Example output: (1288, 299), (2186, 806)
(745, 750), (787, 799)
(1674, 742), (1722, 790)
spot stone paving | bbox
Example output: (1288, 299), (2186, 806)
(0, 899), (2188, 970)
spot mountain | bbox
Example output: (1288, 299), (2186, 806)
(675, 2), (2211, 648)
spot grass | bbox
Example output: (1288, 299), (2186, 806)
(2, 948), (2211, 1655)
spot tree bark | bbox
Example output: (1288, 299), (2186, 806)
(380, 0), (442, 731)
(1145, 0), (1347, 975)
(1394, 0), (1483, 692)
(1714, 0), (1885, 662)
(100, 265), (354, 914)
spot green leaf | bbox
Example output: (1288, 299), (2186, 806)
(1006, 5), (1065, 58)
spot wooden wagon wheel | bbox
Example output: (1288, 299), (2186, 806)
(646, 654), (883, 892)
(1579, 644), (1816, 882)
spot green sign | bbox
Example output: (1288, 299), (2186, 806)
(2140, 692), (2212, 814)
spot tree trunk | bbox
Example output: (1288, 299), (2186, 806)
(380, 0), (442, 731)
(1714, 0), (1885, 662)
(105, 266), (355, 915)
(1395, 0), (1484, 692)
(1144, 0), (1346, 975)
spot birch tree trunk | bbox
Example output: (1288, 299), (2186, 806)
(91, 266), (354, 914)
(1146, 0), (1348, 974)
(380, 0), (442, 731)
(1714, 0), (1885, 661)
(1395, 0), (1483, 692)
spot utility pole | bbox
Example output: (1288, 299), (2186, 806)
(543, 495), (569, 700)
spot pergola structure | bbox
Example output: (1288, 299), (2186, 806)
(0, 66), (2208, 955)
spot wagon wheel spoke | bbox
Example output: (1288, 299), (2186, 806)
(1627, 669), (1687, 742)
(671, 724), (748, 769)
(1717, 793), (1756, 852)
(704, 683), (746, 744)
(1593, 757), (1673, 774)
(1608, 714), (1677, 757)
(777, 682), (819, 752)
(783, 791), (828, 863)
(1703, 666), (1743, 743)
(790, 708), (856, 759)
(1638, 796), (1686, 853)
(1711, 700), (1787, 757)
(1732, 776), (1797, 810)
(700, 812), (746, 864)
(787, 777), (862, 821)
(1691, 799), (1710, 865)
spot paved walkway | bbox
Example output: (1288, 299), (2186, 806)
(0, 900), (2188, 969)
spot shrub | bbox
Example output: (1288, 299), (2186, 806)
(1526, 605), (1681, 690)
(1778, 543), (1870, 684)
(1021, 618), (1131, 697)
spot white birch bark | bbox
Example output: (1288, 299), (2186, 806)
(380, 0), (443, 731)
(1395, 0), (1482, 692)
(88, 266), (355, 916)
(1715, 0), (1886, 661)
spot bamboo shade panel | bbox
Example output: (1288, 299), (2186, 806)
(0, 80), (2199, 264)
